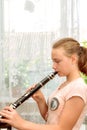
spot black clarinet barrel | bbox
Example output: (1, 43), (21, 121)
(0, 122), (11, 130)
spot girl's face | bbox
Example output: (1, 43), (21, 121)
(51, 47), (75, 77)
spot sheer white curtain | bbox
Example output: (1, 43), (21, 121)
(60, 0), (79, 39)
(0, 0), (80, 126)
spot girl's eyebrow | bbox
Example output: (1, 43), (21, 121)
(52, 57), (61, 60)
(52, 58), (62, 62)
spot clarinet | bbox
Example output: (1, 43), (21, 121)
(0, 71), (57, 128)
(10, 71), (57, 109)
(0, 71), (57, 123)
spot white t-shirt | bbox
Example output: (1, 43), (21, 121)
(47, 78), (87, 130)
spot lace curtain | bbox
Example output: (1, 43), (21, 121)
(0, 0), (80, 126)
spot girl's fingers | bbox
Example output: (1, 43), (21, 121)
(0, 106), (14, 119)
(2, 106), (14, 112)
(26, 84), (36, 92)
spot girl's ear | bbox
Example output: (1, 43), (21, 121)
(71, 54), (78, 64)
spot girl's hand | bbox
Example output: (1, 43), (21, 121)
(27, 84), (45, 103)
(0, 106), (25, 129)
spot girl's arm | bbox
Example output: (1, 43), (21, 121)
(27, 84), (48, 120)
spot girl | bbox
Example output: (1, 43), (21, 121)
(0, 37), (87, 130)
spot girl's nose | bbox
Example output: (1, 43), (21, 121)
(52, 62), (57, 70)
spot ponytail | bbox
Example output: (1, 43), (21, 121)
(78, 46), (87, 76)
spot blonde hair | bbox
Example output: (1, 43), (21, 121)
(52, 37), (87, 75)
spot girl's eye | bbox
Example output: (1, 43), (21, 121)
(53, 60), (62, 64)
(56, 60), (62, 63)
(56, 61), (60, 63)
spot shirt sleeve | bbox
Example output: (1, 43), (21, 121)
(66, 85), (87, 104)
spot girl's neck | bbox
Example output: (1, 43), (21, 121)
(66, 71), (81, 82)
(58, 71), (81, 90)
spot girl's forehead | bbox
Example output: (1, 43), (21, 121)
(51, 48), (66, 59)
(52, 48), (66, 55)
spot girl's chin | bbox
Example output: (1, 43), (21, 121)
(58, 72), (65, 77)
